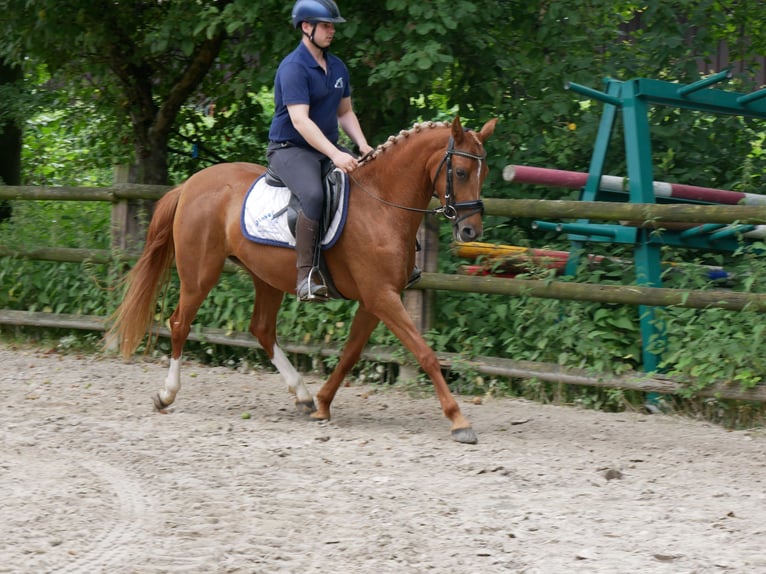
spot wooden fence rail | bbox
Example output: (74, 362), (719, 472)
(1, 184), (764, 401)
(3, 308), (764, 402)
(4, 184), (766, 224)
(4, 247), (764, 312)
(0, 185), (169, 202)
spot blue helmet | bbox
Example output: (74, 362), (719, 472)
(291, 0), (346, 29)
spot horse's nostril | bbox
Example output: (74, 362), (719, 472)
(460, 226), (477, 242)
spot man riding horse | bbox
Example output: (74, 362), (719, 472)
(267, 0), (373, 302)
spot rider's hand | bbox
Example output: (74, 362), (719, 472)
(359, 143), (374, 157)
(331, 151), (359, 173)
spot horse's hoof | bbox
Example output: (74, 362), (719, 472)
(451, 427), (478, 444)
(310, 410), (331, 422)
(295, 399), (317, 414)
(152, 393), (168, 412)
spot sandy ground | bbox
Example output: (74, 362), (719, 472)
(1, 342), (766, 574)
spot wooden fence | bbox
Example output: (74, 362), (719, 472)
(1, 183), (765, 401)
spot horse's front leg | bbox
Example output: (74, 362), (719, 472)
(368, 292), (477, 444)
(312, 305), (380, 421)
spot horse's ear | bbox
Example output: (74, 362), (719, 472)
(451, 116), (465, 144)
(477, 118), (498, 144)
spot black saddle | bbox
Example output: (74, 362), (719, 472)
(265, 159), (344, 237)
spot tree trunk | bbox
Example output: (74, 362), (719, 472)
(0, 60), (22, 221)
(134, 132), (170, 185)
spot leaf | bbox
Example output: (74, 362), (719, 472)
(607, 315), (637, 331)
(181, 38), (195, 58)
(385, 0), (407, 9)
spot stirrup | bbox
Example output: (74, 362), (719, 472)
(297, 267), (329, 302)
(405, 265), (422, 289)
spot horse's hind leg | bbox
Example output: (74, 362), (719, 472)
(154, 262), (224, 411)
(312, 305), (380, 421)
(249, 277), (315, 413)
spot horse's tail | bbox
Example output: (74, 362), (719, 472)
(106, 186), (182, 359)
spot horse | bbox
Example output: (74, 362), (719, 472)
(108, 116), (497, 444)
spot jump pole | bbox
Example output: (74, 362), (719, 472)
(503, 164), (766, 206)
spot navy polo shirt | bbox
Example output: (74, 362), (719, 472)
(268, 42), (351, 147)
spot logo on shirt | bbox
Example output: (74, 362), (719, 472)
(334, 77), (344, 89)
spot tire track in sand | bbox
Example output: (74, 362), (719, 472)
(1, 442), (156, 574)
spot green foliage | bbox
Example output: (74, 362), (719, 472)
(0, 0), (292, 183)
(167, 87), (273, 180)
(0, 200), (111, 250)
(0, 257), (117, 315)
(5, 0), (766, 188)
(657, 246), (766, 395)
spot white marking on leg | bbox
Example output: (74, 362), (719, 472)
(159, 357), (181, 406)
(271, 345), (312, 404)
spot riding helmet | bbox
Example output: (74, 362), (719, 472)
(291, 0), (346, 28)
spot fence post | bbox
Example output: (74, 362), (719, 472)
(107, 164), (149, 352)
(404, 213), (439, 331)
(400, 214), (439, 382)
(110, 164), (151, 253)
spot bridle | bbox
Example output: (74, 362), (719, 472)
(431, 135), (486, 223)
(351, 135), (487, 224)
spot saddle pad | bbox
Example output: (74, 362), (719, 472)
(240, 173), (349, 249)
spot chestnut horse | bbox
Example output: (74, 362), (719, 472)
(108, 116), (497, 444)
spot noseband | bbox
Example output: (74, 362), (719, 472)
(432, 136), (486, 223)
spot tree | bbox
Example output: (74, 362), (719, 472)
(0, 0), (274, 184)
(0, 59), (21, 219)
(2, 0), (765, 191)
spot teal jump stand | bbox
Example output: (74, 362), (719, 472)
(537, 71), (766, 405)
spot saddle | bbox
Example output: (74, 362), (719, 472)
(240, 163), (350, 299)
(265, 159), (344, 238)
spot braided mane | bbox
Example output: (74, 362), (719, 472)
(359, 121), (451, 166)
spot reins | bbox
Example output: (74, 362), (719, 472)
(349, 135), (487, 223)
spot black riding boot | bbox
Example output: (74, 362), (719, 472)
(295, 212), (328, 302)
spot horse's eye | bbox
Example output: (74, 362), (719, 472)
(456, 168), (468, 180)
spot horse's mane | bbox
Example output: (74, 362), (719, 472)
(359, 121), (451, 167)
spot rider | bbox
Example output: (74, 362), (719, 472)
(267, 0), (373, 302)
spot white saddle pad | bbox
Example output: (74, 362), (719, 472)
(240, 173), (348, 249)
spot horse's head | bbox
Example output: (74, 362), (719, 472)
(432, 116), (497, 242)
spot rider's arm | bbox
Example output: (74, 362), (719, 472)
(337, 98), (373, 156)
(286, 103), (358, 172)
